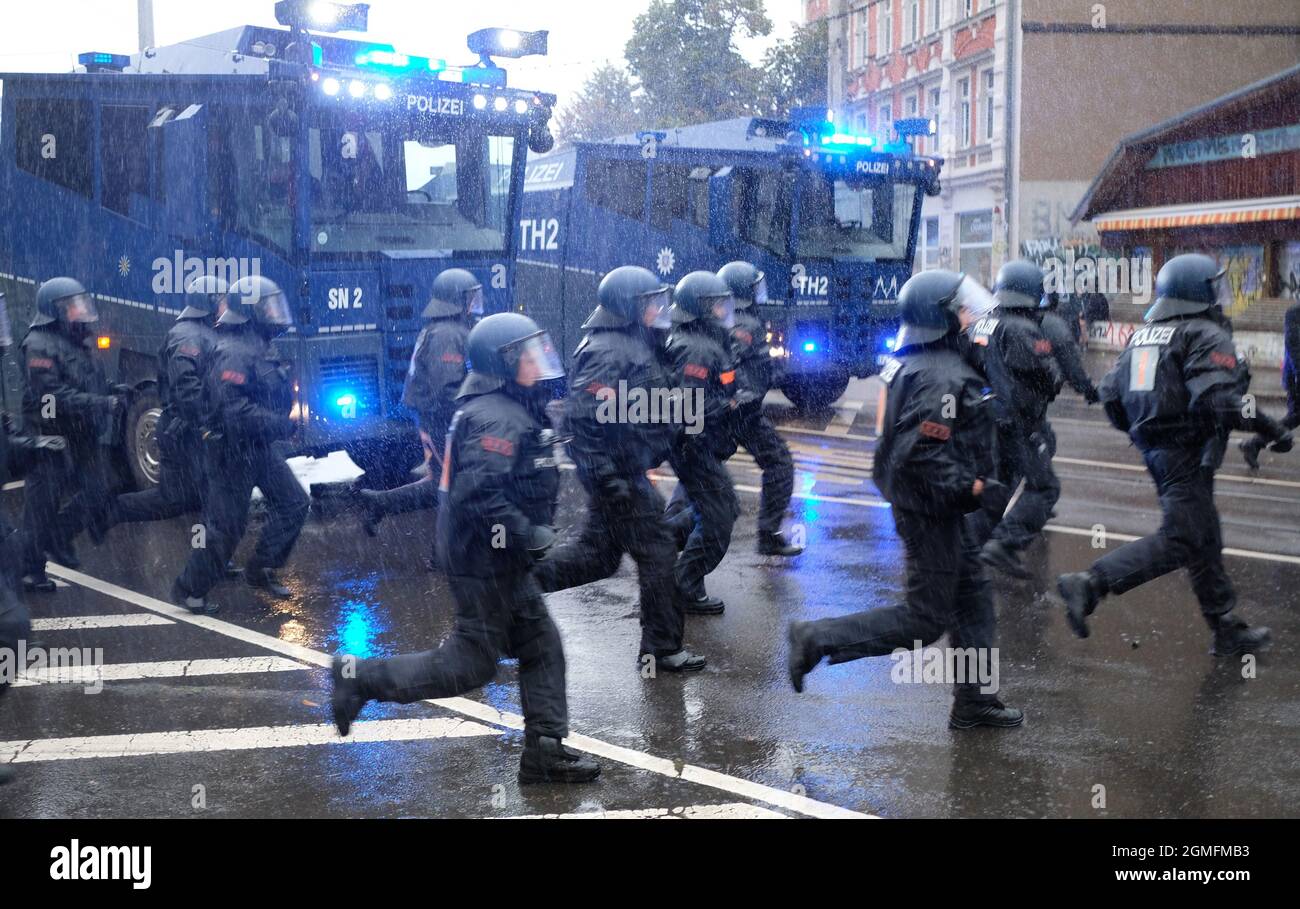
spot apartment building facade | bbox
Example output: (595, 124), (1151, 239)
(823, 0), (1300, 289)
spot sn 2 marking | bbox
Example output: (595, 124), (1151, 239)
(328, 287), (364, 310)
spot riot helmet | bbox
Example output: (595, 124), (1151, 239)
(460, 312), (564, 397)
(585, 266), (672, 330)
(894, 270), (996, 350)
(1146, 253), (1226, 322)
(423, 268), (484, 320)
(34, 277), (97, 329)
(180, 274), (228, 321)
(218, 275), (293, 336)
(670, 271), (735, 330)
(717, 261), (768, 310)
(994, 259), (1047, 310)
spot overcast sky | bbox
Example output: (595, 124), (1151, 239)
(0, 0), (806, 114)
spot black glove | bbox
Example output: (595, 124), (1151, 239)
(978, 478), (1013, 520)
(1083, 386), (1100, 405)
(527, 525), (556, 561)
(1271, 430), (1294, 454)
(598, 476), (634, 511)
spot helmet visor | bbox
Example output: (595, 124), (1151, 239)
(639, 287), (673, 330)
(953, 276), (997, 325)
(465, 285), (485, 316)
(709, 294), (736, 330)
(752, 274), (768, 305)
(257, 291), (294, 327)
(1212, 267), (1232, 309)
(0, 293), (12, 347)
(516, 331), (565, 382)
(62, 293), (99, 324)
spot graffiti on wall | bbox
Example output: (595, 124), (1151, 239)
(1280, 242), (1300, 303)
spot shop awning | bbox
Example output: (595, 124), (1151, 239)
(1093, 195), (1300, 233)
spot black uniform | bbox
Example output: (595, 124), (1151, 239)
(349, 388), (569, 740)
(965, 309), (1062, 553)
(533, 327), (687, 658)
(712, 308), (794, 537)
(19, 325), (117, 579)
(1089, 314), (1272, 619)
(174, 324), (308, 599)
(1282, 301), (1298, 429)
(365, 317), (468, 517)
(1, 423), (34, 698)
(108, 317), (218, 525)
(791, 345), (1001, 707)
(664, 322), (740, 600)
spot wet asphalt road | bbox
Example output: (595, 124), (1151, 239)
(2, 380), (1298, 819)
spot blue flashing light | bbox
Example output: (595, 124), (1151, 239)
(824, 132), (875, 148)
(884, 336), (898, 351)
(354, 46), (446, 74)
(803, 341), (818, 353)
(335, 393), (357, 409)
(78, 51), (130, 72)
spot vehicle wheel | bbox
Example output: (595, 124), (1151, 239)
(782, 373), (850, 414)
(346, 434), (425, 489)
(125, 387), (164, 489)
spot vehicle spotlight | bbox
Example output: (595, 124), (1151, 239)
(493, 96), (508, 112)
(472, 94), (488, 110)
(373, 82), (393, 101)
(514, 98), (529, 115)
(274, 1), (370, 34)
(348, 79), (367, 97)
(322, 77), (341, 95)
(466, 27), (548, 59)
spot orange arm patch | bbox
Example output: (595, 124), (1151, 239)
(480, 435), (515, 456)
(683, 364), (709, 380)
(919, 420), (952, 441)
(719, 370), (736, 385)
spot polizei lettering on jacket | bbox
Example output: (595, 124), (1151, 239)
(1129, 325), (1177, 347)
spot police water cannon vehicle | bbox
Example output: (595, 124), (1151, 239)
(516, 109), (942, 411)
(0, 0), (556, 485)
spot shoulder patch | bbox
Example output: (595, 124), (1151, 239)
(480, 435), (515, 456)
(919, 420), (952, 441)
(177, 344), (202, 358)
(683, 363), (709, 380)
(221, 370), (247, 385)
(27, 357), (55, 370)
(440, 352), (465, 364)
(1209, 350), (1237, 370)
(719, 370), (736, 385)
(734, 330), (753, 346)
(1033, 339), (1053, 356)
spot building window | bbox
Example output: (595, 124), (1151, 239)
(927, 0), (941, 33)
(905, 94), (918, 118)
(920, 216), (940, 270)
(906, 0), (919, 44)
(878, 2), (893, 57)
(857, 113), (868, 133)
(964, 0), (975, 18)
(982, 69), (995, 142)
(925, 86), (941, 154)
(957, 76), (971, 148)
(958, 210), (993, 287)
(857, 9), (869, 67)
(879, 103), (892, 138)
(15, 98), (93, 197)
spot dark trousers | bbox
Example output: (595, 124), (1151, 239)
(969, 420), (1061, 551)
(720, 402), (794, 535)
(358, 571), (568, 739)
(176, 442), (308, 598)
(110, 437), (206, 525)
(0, 517), (31, 698)
(801, 508), (998, 704)
(370, 475), (438, 517)
(21, 441), (112, 576)
(1092, 446), (1234, 622)
(666, 441), (739, 599)
(535, 475), (685, 656)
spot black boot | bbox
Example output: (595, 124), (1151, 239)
(646, 649), (707, 673)
(758, 531), (804, 557)
(224, 561), (244, 579)
(518, 735), (601, 785)
(245, 567), (292, 599)
(1210, 613), (1272, 657)
(949, 699), (1025, 729)
(358, 489), (385, 538)
(45, 538), (80, 570)
(330, 655), (369, 736)
(682, 590), (725, 616)
(786, 620), (822, 693)
(170, 579), (220, 615)
(980, 539), (1031, 580)
(1057, 570), (1105, 638)
(1239, 436), (1266, 471)
(86, 504), (115, 546)
(21, 574), (57, 594)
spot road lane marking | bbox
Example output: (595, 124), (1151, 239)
(1042, 524), (1300, 567)
(43, 564), (874, 820)
(502, 803), (789, 819)
(14, 656), (305, 687)
(30, 614), (175, 631)
(0, 717), (496, 764)
(1053, 455), (1300, 490)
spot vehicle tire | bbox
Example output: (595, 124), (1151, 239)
(346, 434), (425, 490)
(782, 372), (850, 414)
(125, 387), (165, 489)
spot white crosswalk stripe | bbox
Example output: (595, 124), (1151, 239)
(30, 614), (175, 631)
(13, 656), (306, 687)
(503, 803), (789, 819)
(0, 717), (497, 763)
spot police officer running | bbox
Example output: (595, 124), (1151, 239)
(1239, 293), (1299, 469)
(95, 275), (227, 538)
(715, 261), (803, 557)
(1041, 290), (1100, 407)
(19, 278), (123, 592)
(786, 270), (1023, 729)
(357, 268), (479, 536)
(534, 266), (706, 673)
(967, 260), (1063, 580)
(663, 271), (741, 615)
(171, 275), (309, 613)
(1057, 254), (1291, 655)
(331, 313), (601, 784)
